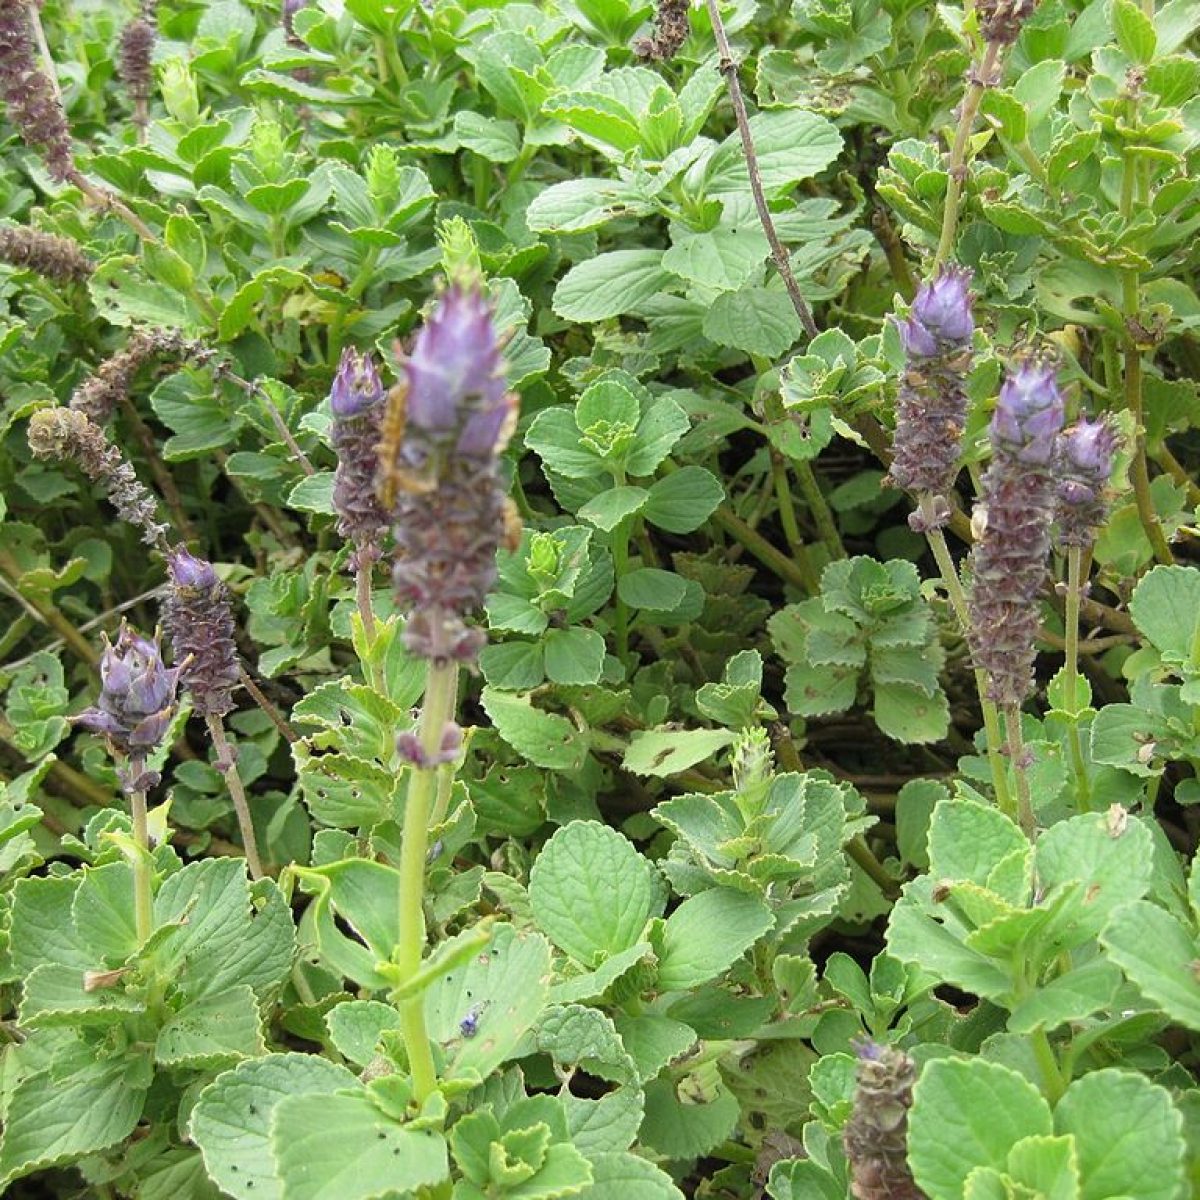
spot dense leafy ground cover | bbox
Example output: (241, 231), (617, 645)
(0, 0), (1199, 1195)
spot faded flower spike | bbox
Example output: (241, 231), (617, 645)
(634, 0), (690, 60)
(886, 268), (975, 529)
(118, 2), (156, 130)
(71, 327), (211, 426)
(843, 1041), (924, 1200)
(331, 347), (390, 559)
(0, 224), (91, 281)
(163, 547), (240, 718)
(0, 0), (75, 181)
(76, 622), (181, 791)
(381, 285), (518, 663)
(1056, 417), (1117, 548)
(967, 362), (1065, 707)
(27, 406), (169, 551)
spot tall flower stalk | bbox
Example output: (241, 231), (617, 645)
(887, 270), (1012, 816)
(843, 1042), (924, 1200)
(968, 362), (1065, 837)
(164, 548), (264, 880)
(379, 284), (517, 1103)
(75, 623), (181, 944)
(330, 347), (390, 644)
(118, 1), (157, 142)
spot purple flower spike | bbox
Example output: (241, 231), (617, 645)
(383, 285), (519, 664)
(967, 361), (1066, 708)
(1056, 417), (1118, 547)
(164, 547), (239, 717)
(886, 269), (976, 525)
(76, 622), (181, 788)
(331, 348), (390, 556)
(991, 362), (1065, 466)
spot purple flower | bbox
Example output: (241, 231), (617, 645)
(330, 347), (384, 417)
(899, 267), (974, 359)
(991, 362), (1064, 466)
(1056, 418), (1117, 547)
(167, 546), (218, 590)
(399, 286), (512, 455)
(76, 622), (181, 786)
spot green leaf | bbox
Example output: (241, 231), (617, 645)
(627, 397), (690, 475)
(656, 889), (773, 990)
(927, 798), (1029, 893)
(564, 1092), (646, 1158)
(574, 1151), (685, 1200)
(908, 1058), (1053, 1200)
(623, 728), (733, 777)
(287, 472), (336, 515)
(872, 680), (950, 744)
(706, 108), (843, 195)
(553, 250), (673, 323)
(156, 985), (266, 1068)
(663, 202), (770, 290)
(1128, 565), (1200, 668)
(424, 923), (553, 1081)
(89, 255), (204, 328)
(481, 688), (588, 771)
(617, 568), (687, 610)
(325, 1000), (402, 1067)
(527, 179), (653, 233)
(578, 486), (649, 531)
(1054, 1070), (1184, 1200)
(1101, 901), (1200, 1029)
(535, 1004), (638, 1083)
(0, 1055), (149, 1187)
(1007, 958), (1124, 1034)
(1004, 1136), (1080, 1200)
(190, 1053), (359, 1200)
(643, 467), (723, 534)
(272, 1089), (450, 1200)
(612, 1013), (697, 1082)
(530, 821), (665, 965)
(19, 963), (144, 1028)
(1113, 0), (1157, 61)
(783, 661), (858, 717)
(640, 1076), (740, 1159)
(702, 284), (804, 358)
(543, 628), (606, 686)
(481, 640), (547, 690)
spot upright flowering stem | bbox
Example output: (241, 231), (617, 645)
(380, 284), (517, 1103)
(888, 271), (1012, 814)
(1055, 417), (1117, 808)
(968, 363), (1066, 838)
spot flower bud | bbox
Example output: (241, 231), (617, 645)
(163, 548), (239, 717)
(76, 622), (181, 788)
(159, 57), (199, 125)
(1056, 418), (1117, 548)
(990, 362), (1064, 466)
(900, 267), (974, 359)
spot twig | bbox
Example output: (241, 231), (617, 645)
(704, 0), (818, 339)
(238, 666), (298, 743)
(206, 715), (265, 880)
(218, 368), (317, 477)
(118, 395), (195, 542)
(710, 505), (811, 592)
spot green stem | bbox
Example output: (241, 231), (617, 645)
(0, 549), (99, 666)
(920, 503), (1014, 819)
(847, 836), (900, 899)
(1064, 545), (1092, 808)
(710, 505), (812, 592)
(770, 451), (818, 591)
(1029, 1027), (1066, 1103)
(207, 715), (265, 880)
(1005, 705), (1036, 840)
(396, 652), (458, 1104)
(128, 766), (153, 946)
(933, 40), (1003, 269)
(791, 459), (845, 561)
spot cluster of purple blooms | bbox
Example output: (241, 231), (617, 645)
(891, 273), (1118, 708)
